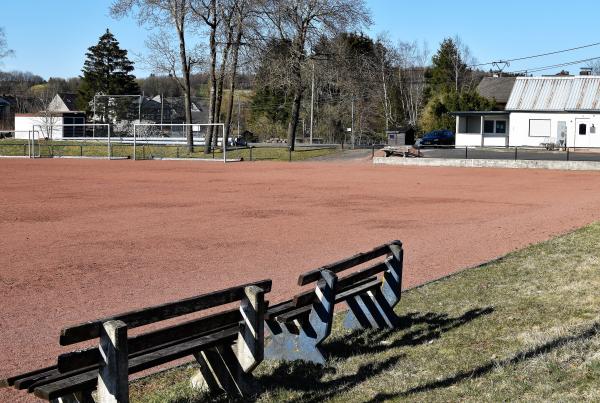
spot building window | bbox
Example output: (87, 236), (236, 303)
(529, 119), (551, 137)
(484, 120), (495, 133)
(579, 123), (587, 135)
(483, 119), (507, 135)
(495, 121), (506, 134)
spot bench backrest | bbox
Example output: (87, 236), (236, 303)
(292, 241), (403, 307)
(57, 280), (271, 373)
(60, 279), (272, 346)
(297, 240), (402, 286)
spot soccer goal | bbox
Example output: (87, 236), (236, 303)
(132, 123), (230, 162)
(30, 123), (114, 159)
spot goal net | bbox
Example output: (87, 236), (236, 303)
(30, 123), (114, 159)
(132, 123), (229, 162)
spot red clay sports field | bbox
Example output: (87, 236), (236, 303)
(2, 158), (600, 401)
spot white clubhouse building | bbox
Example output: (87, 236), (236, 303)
(454, 76), (600, 148)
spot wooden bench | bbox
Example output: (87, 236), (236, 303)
(264, 241), (403, 364)
(383, 146), (413, 157)
(1, 280), (272, 402)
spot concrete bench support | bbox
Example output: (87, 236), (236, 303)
(97, 320), (129, 403)
(191, 285), (265, 397)
(343, 245), (403, 330)
(264, 270), (338, 365)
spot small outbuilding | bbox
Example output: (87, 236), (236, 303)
(386, 127), (415, 146)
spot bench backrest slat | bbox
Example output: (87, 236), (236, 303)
(60, 279), (272, 346)
(297, 241), (401, 286)
(292, 259), (389, 307)
(58, 307), (241, 372)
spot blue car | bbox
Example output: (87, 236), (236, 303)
(414, 130), (455, 148)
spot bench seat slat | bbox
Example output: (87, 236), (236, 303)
(1, 365), (57, 388)
(264, 299), (295, 320)
(34, 326), (239, 400)
(277, 278), (382, 324)
(297, 241), (400, 286)
(60, 279), (271, 346)
(58, 307), (241, 373)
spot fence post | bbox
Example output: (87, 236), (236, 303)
(80, 145), (83, 157)
(288, 146), (292, 162)
(23, 144), (26, 156)
(514, 147), (518, 161)
(249, 146), (253, 162)
(372, 144), (375, 159)
(176, 146), (179, 159)
(465, 147), (468, 159)
(567, 148), (570, 161)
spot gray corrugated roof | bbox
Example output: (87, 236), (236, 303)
(506, 76), (600, 111)
(476, 77), (516, 103)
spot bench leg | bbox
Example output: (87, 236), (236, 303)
(51, 391), (94, 403)
(344, 244), (403, 330)
(97, 320), (129, 403)
(192, 345), (254, 397)
(264, 270), (337, 365)
(191, 285), (265, 397)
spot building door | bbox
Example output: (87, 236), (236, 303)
(557, 121), (567, 148)
(575, 119), (590, 148)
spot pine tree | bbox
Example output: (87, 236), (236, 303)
(78, 29), (139, 119)
(429, 38), (467, 92)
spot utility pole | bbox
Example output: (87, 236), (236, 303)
(310, 61), (315, 145)
(92, 95), (96, 138)
(160, 93), (164, 133)
(237, 97), (241, 136)
(138, 91), (144, 123)
(351, 97), (355, 149)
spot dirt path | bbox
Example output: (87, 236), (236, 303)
(2, 159), (600, 401)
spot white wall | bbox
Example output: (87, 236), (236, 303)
(456, 132), (482, 146)
(456, 114), (509, 147)
(509, 112), (600, 148)
(14, 116), (65, 139)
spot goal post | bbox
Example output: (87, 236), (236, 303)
(31, 123), (113, 159)
(132, 123), (228, 162)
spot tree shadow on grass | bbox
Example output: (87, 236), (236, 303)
(254, 354), (404, 403)
(365, 321), (600, 402)
(324, 307), (495, 360)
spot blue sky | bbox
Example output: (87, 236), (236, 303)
(2, 0), (600, 79)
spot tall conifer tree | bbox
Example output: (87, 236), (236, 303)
(78, 29), (139, 120)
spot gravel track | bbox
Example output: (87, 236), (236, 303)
(2, 158), (600, 401)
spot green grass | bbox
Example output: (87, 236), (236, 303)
(129, 222), (600, 402)
(0, 139), (339, 161)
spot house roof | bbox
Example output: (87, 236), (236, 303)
(57, 93), (79, 111)
(477, 77), (516, 104)
(506, 76), (600, 112)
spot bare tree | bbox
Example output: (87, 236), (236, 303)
(223, 0), (251, 139)
(257, 0), (371, 150)
(589, 60), (600, 75)
(111, 0), (201, 151)
(0, 27), (14, 63)
(395, 40), (429, 127)
(451, 35), (476, 92)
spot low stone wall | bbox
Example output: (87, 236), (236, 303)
(373, 156), (600, 171)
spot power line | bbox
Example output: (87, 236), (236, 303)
(507, 56), (600, 75)
(473, 41), (600, 67)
